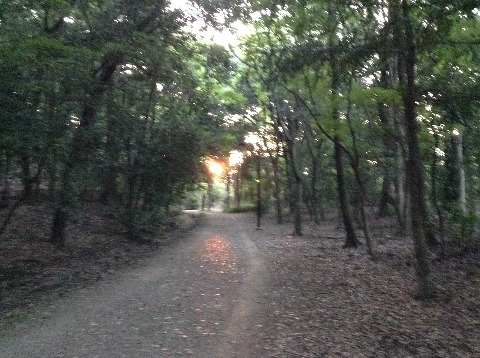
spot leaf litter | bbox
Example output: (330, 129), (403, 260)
(0, 206), (479, 357)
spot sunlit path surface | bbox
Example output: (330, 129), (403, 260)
(0, 212), (269, 358)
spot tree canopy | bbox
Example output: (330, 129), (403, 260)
(1, 0), (479, 299)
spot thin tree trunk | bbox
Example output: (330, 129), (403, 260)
(1, 154), (12, 208)
(394, 116), (408, 234)
(20, 155), (32, 200)
(255, 151), (262, 229)
(310, 157), (321, 224)
(225, 173), (231, 211)
(303, 121), (323, 224)
(454, 130), (467, 213)
(378, 174), (395, 217)
(334, 136), (358, 248)
(293, 175), (303, 236)
(431, 132), (446, 257)
(0, 196), (24, 237)
(267, 103), (285, 224)
(100, 85), (120, 205)
(329, 51), (358, 248)
(234, 171), (241, 208)
(264, 136), (284, 224)
(271, 149), (283, 224)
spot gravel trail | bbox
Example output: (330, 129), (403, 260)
(0, 212), (271, 358)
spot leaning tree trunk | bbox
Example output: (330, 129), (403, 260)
(401, 0), (434, 299)
(50, 54), (120, 247)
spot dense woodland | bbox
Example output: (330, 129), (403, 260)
(1, 0), (479, 300)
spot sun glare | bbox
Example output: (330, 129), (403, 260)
(208, 160), (224, 177)
(170, 0), (253, 48)
(229, 150), (244, 167)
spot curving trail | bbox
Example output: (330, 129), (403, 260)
(0, 212), (271, 358)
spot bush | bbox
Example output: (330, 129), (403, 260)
(184, 196), (200, 210)
(226, 204), (257, 213)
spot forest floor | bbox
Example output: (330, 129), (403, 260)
(0, 204), (479, 357)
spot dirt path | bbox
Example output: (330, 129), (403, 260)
(0, 212), (271, 358)
(1, 212), (479, 357)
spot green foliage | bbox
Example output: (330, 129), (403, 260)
(226, 204), (257, 213)
(184, 191), (202, 210)
(445, 205), (479, 246)
(349, 86), (402, 109)
(1, 0), (479, 251)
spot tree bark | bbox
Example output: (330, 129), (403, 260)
(50, 54), (120, 247)
(285, 133), (303, 236)
(401, 0), (434, 298)
(328, 49), (358, 248)
(334, 136), (358, 248)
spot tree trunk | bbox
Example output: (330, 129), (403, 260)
(271, 149), (283, 224)
(293, 175), (303, 236)
(378, 174), (394, 217)
(234, 171), (241, 208)
(264, 135), (284, 225)
(454, 130), (467, 213)
(378, 11), (408, 233)
(225, 173), (231, 211)
(100, 85), (120, 205)
(329, 49), (358, 248)
(431, 132), (446, 256)
(50, 54), (120, 246)
(394, 116), (408, 234)
(285, 139), (303, 236)
(1, 154), (12, 208)
(255, 151), (262, 229)
(20, 155), (32, 200)
(334, 136), (358, 248)
(304, 122), (324, 224)
(401, 0), (434, 299)
(310, 156), (322, 224)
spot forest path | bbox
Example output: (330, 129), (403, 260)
(2, 212), (478, 357)
(0, 212), (272, 358)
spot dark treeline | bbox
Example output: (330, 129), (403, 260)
(1, 0), (480, 300)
